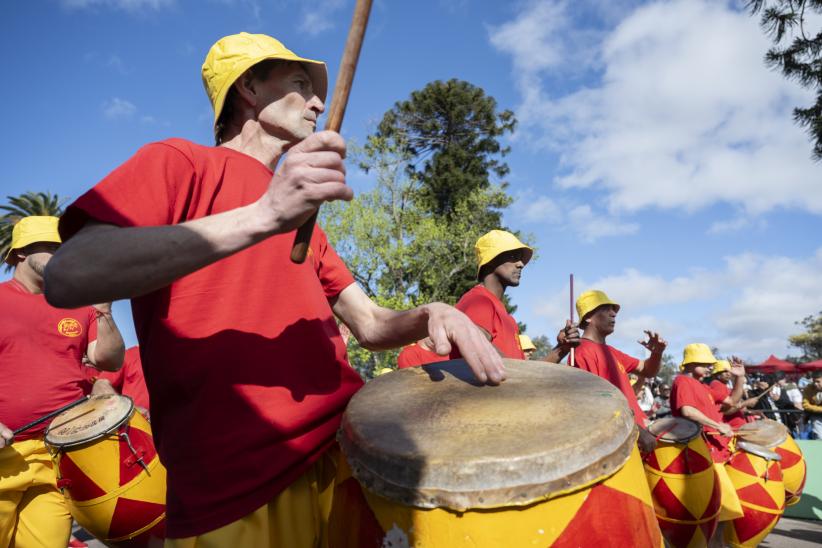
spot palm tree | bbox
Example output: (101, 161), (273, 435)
(1, 191), (67, 271)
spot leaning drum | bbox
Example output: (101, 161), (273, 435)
(45, 394), (166, 546)
(337, 359), (663, 547)
(643, 418), (721, 548)
(736, 418), (806, 506)
(723, 440), (785, 548)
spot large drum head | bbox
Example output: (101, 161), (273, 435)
(339, 359), (636, 511)
(736, 419), (788, 448)
(736, 440), (782, 462)
(648, 417), (701, 443)
(45, 394), (134, 448)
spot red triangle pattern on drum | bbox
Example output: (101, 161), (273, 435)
(652, 478), (696, 521)
(107, 497), (165, 540)
(118, 426), (158, 486)
(728, 452), (757, 477)
(59, 454), (106, 501)
(553, 484), (662, 547)
(644, 451), (662, 472)
(736, 482), (780, 510)
(775, 447), (801, 468)
(663, 447), (712, 474)
(732, 509), (778, 544)
(657, 519), (697, 548)
(768, 461), (783, 484)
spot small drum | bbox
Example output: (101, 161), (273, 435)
(644, 418), (720, 548)
(737, 419), (806, 506)
(336, 359), (663, 547)
(723, 440), (785, 548)
(44, 394), (166, 546)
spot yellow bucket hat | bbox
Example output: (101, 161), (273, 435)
(519, 334), (536, 352)
(4, 216), (61, 264)
(202, 32), (328, 129)
(576, 290), (620, 323)
(680, 343), (717, 371)
(712, 359), (731, 374)
(475, 230), (533, 276)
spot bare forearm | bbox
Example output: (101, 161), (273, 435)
(680, 405), (722, 430)
(91, 314), (125, 372)
(730, 376), (745, 405)
(354, 305), (431, 351)
(45, 203), (273, 307)
(639, 351), (662, 377)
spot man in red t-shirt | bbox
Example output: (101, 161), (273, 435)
(44, 33), (504, 544)
(708, 358), (752, 428)
(455, 230), (578, 362)
(670, 343), (743, 530)
(397, 337), (449, 368)
(86, 345), (151, 414)
(0, 216), (125, 547)
(573, 289), (667, 453)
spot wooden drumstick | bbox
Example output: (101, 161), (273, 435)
(290, 0), (373, 263)
(569, 273), (575, 367)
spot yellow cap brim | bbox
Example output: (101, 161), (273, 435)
(4, 231), (61, 263)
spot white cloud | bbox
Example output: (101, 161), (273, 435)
(567, 205), (639, 242)
(102, 98), (137, 120)
(299, 0), (347, 36)
(490, 0), (822, 216)
(530, 248), (822, 361)
(63, 0), (174, 10)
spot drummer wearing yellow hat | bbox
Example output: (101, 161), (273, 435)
(708, 357), (753, 428)
(573, 289), (667, 453)
(455, 230), (578, 362)
(519, 334), (537, 359)
(0, 216), (124, 547)
(670, 344), (744, 528)
(46, 32), (507, 545)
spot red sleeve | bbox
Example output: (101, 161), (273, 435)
(313, 226), (354, 299)
(60, 141), (196, 240)
(573, 342), (598, 373)
(611, 347), (640, 374)
(671, 377), (704, 414)
(455, 291), (496, 337)
(397, 346), (417, 369)
(709, 380), (729, 404)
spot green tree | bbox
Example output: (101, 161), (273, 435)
(788, 311), (822, 361)
(657, 353), (679, 385)
(747, 1), (822, 159)
(530, 334), (556, 362)
(1, 192), (66, 272)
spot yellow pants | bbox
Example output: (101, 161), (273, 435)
(0, 439), (72, 548)
(714, 462), (744, 521)
(167, 447), (341, 548)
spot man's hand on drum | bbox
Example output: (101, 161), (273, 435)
(638, 331), (667, 355)
(637, 427), (658, 453)
(729, 356), (746, 377)
(716, 422), (734, 438)
(90, 379), (117, 396)
(426, 304), (506, 385)
(0, 422), (13, 449)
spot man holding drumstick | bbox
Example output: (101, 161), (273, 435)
(44, 33), (503, 546)
(0, 216), (124, 547)
(573, 289), (666, 452)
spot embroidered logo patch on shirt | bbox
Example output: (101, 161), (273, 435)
(57, 318), (83, 337)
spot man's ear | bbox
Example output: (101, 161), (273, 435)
(233, 69), (259, 108)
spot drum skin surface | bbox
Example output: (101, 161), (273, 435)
(723, 443), (785, 548)
(644, 418), (721, 548)
(337, 359), (663, 547)
(737, 419), (806, 506)
(46, 395), (166, 545)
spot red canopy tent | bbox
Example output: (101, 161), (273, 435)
(745, 354), (796, 374)
(798, 359), (822, 372)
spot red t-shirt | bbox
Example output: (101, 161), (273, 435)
(0, 279), (97, 439)
(671, 375), (731, 462)
(454, 285), (524, 359)
(86, 346), (150, 409)
(60, 139), (363, 537)
(573, 339), (646, 427)
(709, 379), (746, 428)
(397, 343), (448, 368)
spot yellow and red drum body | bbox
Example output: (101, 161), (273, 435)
(644, 418), (721, 548)
(723, 442), (785, 548)
(336, 360), (663, 548)
(737, 419), (806, 506)
(46, 395), (166, 546)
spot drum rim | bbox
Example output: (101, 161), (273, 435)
(339, 359), (637, 510)
(45, 394), (135, 448)
(736, 418), (788, 448)
(647, 417), (702, 443)
(735, 440), (782, 461)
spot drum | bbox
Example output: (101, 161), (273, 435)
(723, 440), (785, 548)
(44, 394), (166, 546)
(736, 419), (806, 506)
(336, 359), (663, 547)
(644, 418), (720, 548)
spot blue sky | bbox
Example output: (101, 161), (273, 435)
(2, 0), (821, 362)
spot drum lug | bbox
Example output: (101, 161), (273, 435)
(120, 431), (150, 473)
(57, 478), (72, 491)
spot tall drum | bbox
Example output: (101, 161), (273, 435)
(736, 419), (806, 506)
(45, 394), (166, 546)
(337, 359), (663, 547)
(644, 418), (721, 548)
